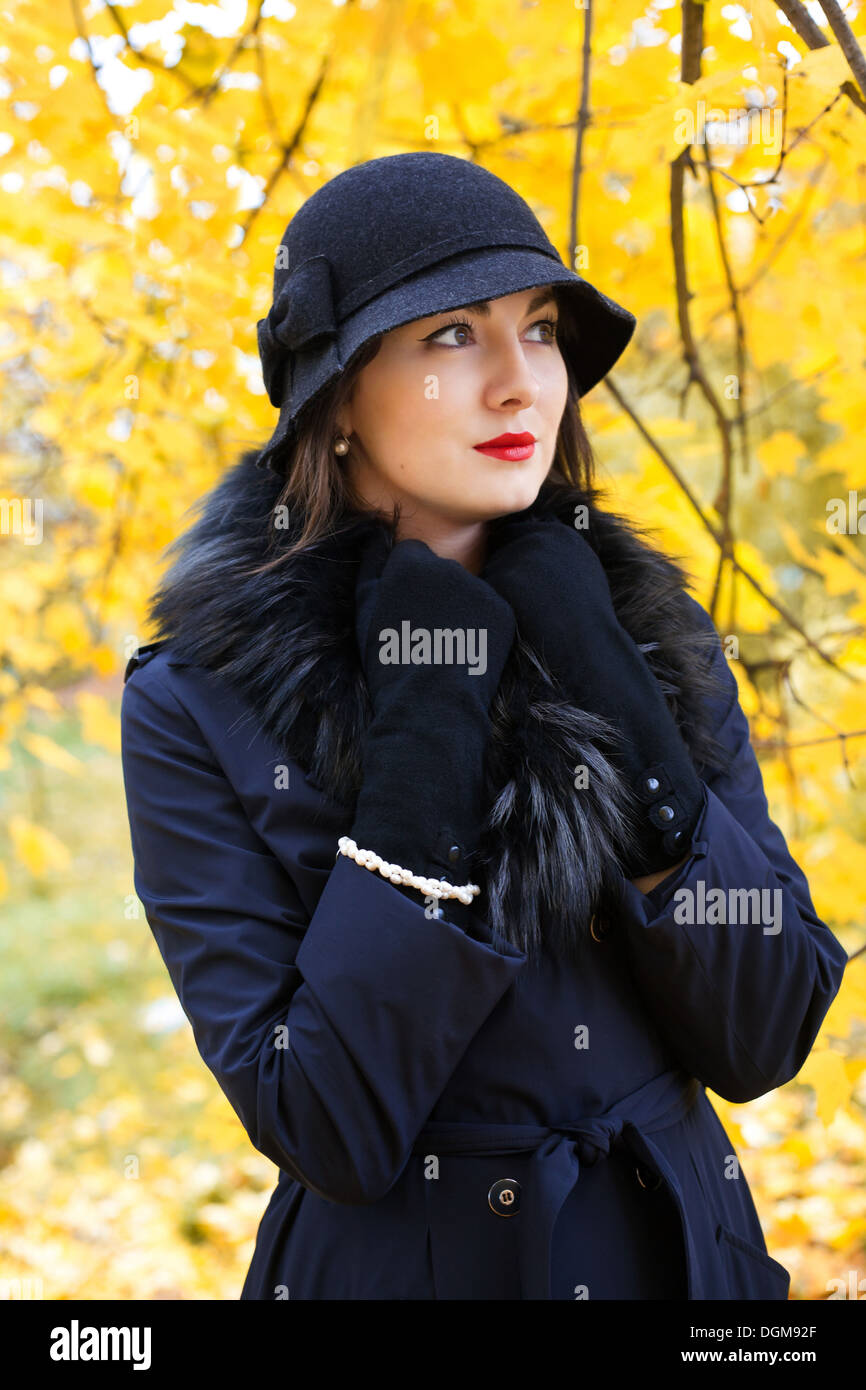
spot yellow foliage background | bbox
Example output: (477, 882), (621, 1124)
(0, 0), (865, 1301)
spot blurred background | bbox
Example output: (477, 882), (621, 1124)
(1, 0), (865, 1301)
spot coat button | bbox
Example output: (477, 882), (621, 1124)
(658, 804), (675, 822)
(448, 844), (461, 863)
(645, 776), (660, 793)
(488, 1177), (521, 1215)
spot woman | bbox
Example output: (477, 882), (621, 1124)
(120, 152), (848, 1300)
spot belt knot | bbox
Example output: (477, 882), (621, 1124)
(564, 1116), (625, 1167)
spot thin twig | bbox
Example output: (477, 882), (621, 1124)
(172, 0), (266, 110)
(240, 59), (329, 238)
(754, 728), (866, 751)
(102, 0), (198, 92)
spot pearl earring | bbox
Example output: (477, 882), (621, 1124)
(334, 435), (350, 455)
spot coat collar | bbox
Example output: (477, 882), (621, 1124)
(145, 451), (730, 965)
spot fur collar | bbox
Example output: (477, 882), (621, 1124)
(145, 451), (732, 966)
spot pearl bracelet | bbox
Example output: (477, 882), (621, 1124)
(337, 836), (481, 906)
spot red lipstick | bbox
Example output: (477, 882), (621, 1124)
(473, 431), (536, 461)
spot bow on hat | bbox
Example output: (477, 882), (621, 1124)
(256, 254), (338, 408)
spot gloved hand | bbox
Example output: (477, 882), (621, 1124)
(481, 510), (704, 878)
(349, 526), (517, 919)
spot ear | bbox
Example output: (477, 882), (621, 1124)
(335, 391), (355, 431)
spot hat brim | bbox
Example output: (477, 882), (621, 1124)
(256, 246), (636, 475)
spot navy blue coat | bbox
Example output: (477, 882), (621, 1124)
(119, 458), (848, 1301)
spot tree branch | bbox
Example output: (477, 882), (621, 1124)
(102, 0), (198, 92)
(672, 2), (736, 624)
(817, 0), (866, 100)
(697, 139), (751, 478)
(568, 0), (593, 270)
(775, 0), (866, 115)
(776, 0), (831, 48)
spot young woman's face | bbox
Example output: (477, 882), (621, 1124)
(339, 284), (569, 526)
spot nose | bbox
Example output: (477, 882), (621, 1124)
(482, 332), (541, 414)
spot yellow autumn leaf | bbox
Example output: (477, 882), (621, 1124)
(796, 1044), (852, 1125)
(19, 731), (84, 776)
(92, 646), (120, 679)
(8, 815), (71, 876)
(812, 546), (866, 598)
(756, 431), (804, 479)
(789, 44), (853, 102)
(844, 1057), (866, 1086)
(26, 687), (62, 714)
(6, 639), (58, 674)
(798, 831), (866, 925)
(820, 959), (866, 1041)
(76, 691), (121, 754)
(42, 601), (93, 657)
(779, 1134), (814, 1169)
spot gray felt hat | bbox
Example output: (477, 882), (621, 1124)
(255, 151), (636, 475)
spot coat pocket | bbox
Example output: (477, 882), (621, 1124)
(715, 1223), (790, 1300)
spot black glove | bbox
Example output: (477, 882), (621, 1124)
(350, 528), (517, 921)
(481, 511), (704, 878)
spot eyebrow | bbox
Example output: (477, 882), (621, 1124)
(448, 289), (558, 318)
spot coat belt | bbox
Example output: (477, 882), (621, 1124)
(411, 1067), (703, 1300)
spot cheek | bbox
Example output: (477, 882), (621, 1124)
(405, 358), (468, 420)
(538, 367), (569, 434)
(355, 369), (444, 479)
(362, 359), (445, 431)
(543, 351), (570, 400)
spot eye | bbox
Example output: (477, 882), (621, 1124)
(426, 317), (474, 347)
(424, 315), (559, 347)
(528, 318), (559, 344)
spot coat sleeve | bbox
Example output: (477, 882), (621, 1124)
(616, 602), (849, 1105)
(120, 658), (527, 1206)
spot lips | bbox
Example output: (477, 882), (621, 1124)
(473, 431), (537, 461)
(475, 432), (536, 448)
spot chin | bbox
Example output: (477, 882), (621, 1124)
(485, 472), (546, 514)
(428, 470), (548, 524)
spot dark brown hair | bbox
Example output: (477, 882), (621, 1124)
(250, 285), (596, 571)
